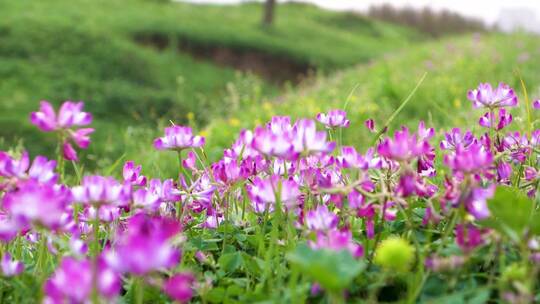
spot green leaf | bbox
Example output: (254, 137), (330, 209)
(529, 212), (540, 235)
(467, 288), (490, 304)
(486, 186), (534, 239)
(286, 244), (364, 292)
(206, 287), (226, 303)
(241, 252), (262, 276)
(218, 251), (243, 273)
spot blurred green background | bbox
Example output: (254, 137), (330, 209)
(1, 0), (539, 178)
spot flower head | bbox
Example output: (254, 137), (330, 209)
(44, 256), (120, 303)
(467, 82), (518, 108)
(455, 224), (488, 252)
(154, 126), (205, 151)
(292, 119), (336, 156)
(30, 101), (94, 161)
(31, 101), (92, 132)
(163, 272), (195, 303)
(0, 152), (57, 186)
(246, 175), (300, 213)
(1, 253), (24, 276)
(105, 214), (181, 275)
(123, 161), (147, 186)
(378, 127), (429, 162)
(479, 108), (513, 130)
(305, 204), (338, 231)
(2, 180), (70, 229)
(309, 228), (363, 258)
(444, 142), (493, 175)
(440, 128), (476, 150)
(316, 109), (350, 129)
(71, 175), (131, 207)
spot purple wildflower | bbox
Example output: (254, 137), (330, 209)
(1, 253), (24, 276)
(154, 126), (205, 150)
(132, 188), (161, 211)
(444, 142), (493, 175)
(309, 228), (363, 258)
(364, 119), (375, 133)
(305, 205), (338, 231)
(2, 180), (70, 229)
(30, 101), (94, 161)
(163, 272), (195, 303)
(247, 175), (300, 213)
(467, 82), (518, 108)
(0, 152), (58, 187)
(455, 224), (488, 252)
(105, 214), (181, 275)
(44, 256), (120, 303)
(149, 178), (182, 203)
(478, 108), (513, 130)
(31, 101), (92, 131)
(378, 127), (429, 162)
(292, 119), (336, 155)
(440, 128), (476, 150)
(182, 151), (197, 171)
(71, 175), (131, 207)
(464, 185), (495, 220)
(316, 109), (350, 129)
(123, 161), (146, 186)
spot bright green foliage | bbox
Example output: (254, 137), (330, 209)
(0, 0), (420, 168)
(206, 33), (540, 153)
(287, 244), (365, 292)
(484, 186), (534, 241)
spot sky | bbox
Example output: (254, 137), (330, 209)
(182, 0), (540, 31)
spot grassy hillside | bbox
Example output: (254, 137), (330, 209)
(204, 33), (540, 156)
(0, 0), (421, 161)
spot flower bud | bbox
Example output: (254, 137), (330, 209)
(374, 236), (415, 272)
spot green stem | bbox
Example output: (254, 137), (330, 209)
(91, 212), (100, 304)
(57, 132), (66, 183)
(34, 232), (48, 276)
(134, 277), (144, 304)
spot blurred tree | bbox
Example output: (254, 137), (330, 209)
(368, 4), (486, 37)
(262, 0), (276, 27)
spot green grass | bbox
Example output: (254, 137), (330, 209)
(0, 0), (421, 164)
(204, 33), (540, 156)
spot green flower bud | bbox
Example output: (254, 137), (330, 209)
(374, 236), (415, 272)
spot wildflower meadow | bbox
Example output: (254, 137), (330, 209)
(0, 80), (539, 303)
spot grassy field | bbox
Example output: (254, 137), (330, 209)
(0, 0), (421, 165)
(3, 3), (540, 302)
(204, 33), (540, 155)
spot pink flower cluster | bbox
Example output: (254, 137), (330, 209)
(30, 101), (94, 161)
(0, 81), (537, 302)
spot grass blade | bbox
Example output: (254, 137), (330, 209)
(516, 70), (532, 137)
(371, 72), (427, 144)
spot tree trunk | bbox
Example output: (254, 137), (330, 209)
(262, 0), (276, 27)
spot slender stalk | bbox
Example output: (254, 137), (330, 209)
(34, 232), (48, 276)
(57, 132), (66, 182)
(91, 211), (100, 304)
(134, 277), (144, 304)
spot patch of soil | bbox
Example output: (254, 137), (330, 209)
(134, 33), (315, 84)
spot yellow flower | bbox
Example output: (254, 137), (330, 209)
(187, 112), (195, 121)
(228, 118), (240, 127)
(453, 98), (461, 108)
(263, 102), (272, 111)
